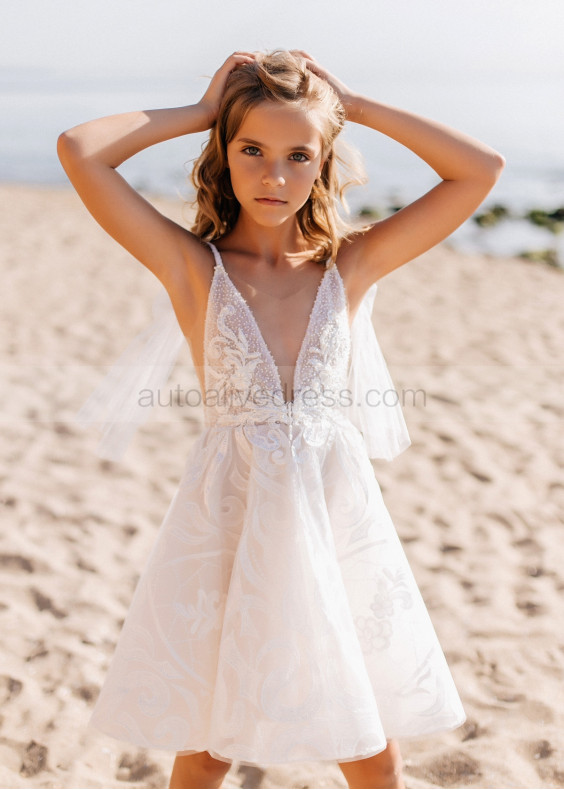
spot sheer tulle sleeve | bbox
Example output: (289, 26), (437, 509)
(75, 279), (410, 463)
(346, 282), (411, 461)
(74, 286), (186, 462)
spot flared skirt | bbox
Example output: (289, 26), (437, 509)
(86, 417), (466, 766)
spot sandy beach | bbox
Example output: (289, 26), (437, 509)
(1, 181), (563, 789)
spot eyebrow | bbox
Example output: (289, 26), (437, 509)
(236, 137), (317, 155)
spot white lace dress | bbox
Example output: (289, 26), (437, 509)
(78, 241), (466, 767)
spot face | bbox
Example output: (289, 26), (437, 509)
(226, 101), (325, 227)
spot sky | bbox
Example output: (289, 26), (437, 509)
(1, 0), (563, 220)
(1, 0), (563, 258)
(2, 0), (564, 88)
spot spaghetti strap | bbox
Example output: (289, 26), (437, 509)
(206, 240), (224, 269)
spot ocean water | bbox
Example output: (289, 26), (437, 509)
(2, 68), (563, 263)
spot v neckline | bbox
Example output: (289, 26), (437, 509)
(208, 242), (330, 406)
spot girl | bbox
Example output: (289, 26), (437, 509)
(57, 50), (504, 789)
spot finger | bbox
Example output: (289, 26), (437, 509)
(217, 53), (255, 76)
(303, 60), (325, 77)
(293, 49), (317, 62)
(220, 52), (256, 70)
(229, 51), (256, 61)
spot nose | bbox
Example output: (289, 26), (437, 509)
(261, 162), (285, 188)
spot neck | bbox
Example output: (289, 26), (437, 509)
(221, 209), (315, 269)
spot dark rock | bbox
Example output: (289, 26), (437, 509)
(519, 248), (561, 268)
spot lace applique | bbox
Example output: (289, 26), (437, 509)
(354, 568), (414, 654)
(204, 244), (350, 428)
(75, 239), (411, 462)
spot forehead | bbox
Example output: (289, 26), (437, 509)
(234, 101), (323, 149)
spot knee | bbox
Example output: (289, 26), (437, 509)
(189, 751), (231, 776)
(170, 751), (232, 788)
(379, 741), (405, 789)
(379, 763), (404, 789)
(338, 739), (405, 790)
(201, 752), (231, 772)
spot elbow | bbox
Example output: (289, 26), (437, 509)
(483, 150), (506, 184)
(491, 150), (506, 175)
(494, 152), (506, 169)
(56, 132), (85, 182)
(56, 131), (72, 163)
(57, 130), (83, 169)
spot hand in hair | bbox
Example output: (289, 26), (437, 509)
(198, 51), (257, 128)
(292, 50), (358, 117)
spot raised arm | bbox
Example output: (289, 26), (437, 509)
(56, 52), (255, 290)
(301, 52), (506, 286)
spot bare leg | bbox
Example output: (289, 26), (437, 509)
(168, 750), (232, 789)
(338, 739), (406, 789)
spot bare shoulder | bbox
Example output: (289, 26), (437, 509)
(334, 231), (383, 320)
(164, 233), (216, 338)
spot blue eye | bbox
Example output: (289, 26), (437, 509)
(290, 152), (308, 162)
(243, 146), (260, 156)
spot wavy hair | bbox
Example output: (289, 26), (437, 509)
(189, 50), (368, 265)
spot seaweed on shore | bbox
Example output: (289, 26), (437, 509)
(472, 203), (564, 234)
(525, 208), (564, 234)
(354, 202), (564, 270)
(519, 249), (561, 269)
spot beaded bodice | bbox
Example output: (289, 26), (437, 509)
(203, 243), (351, 431)
(75, 241), (411, 463)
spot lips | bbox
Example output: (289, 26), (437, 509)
(255, 197), (287, 205)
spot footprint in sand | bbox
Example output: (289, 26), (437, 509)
(76, 556), (97, 573)
(20, 740), (49, 778)
(0, 675), (24, 704)
(465, 466), (493, 483)
(513, 536), (542, 552)
(409, 749), (482, 786)
(25, 639), (49, 662)
(536, 764), (564, 786)
(29, 587), (68, 619)
(71, 683), (100, 703)
(0, 553), (35, 573)
(514, 574), (546, 616)
(520, 698), (554, 724)
(116, 751), (166, 784)
(440, 543), (463, 553)
(522, 564), (546, 578)
(237, 764), (267, 789)
(514, 593), (545, 616)
(524, 739), (554, 759)
(486, 511), (514, 532)
(459, 717), (485, 742)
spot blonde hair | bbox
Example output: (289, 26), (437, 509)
(189, 49), (368, 265)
